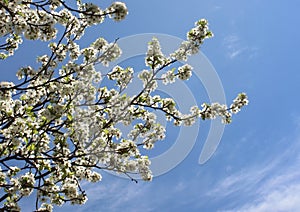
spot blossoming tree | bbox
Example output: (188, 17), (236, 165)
(0, 1), (248, 211)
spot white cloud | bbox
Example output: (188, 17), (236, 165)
(228, 49), (244, 59)
(54, 176), (154, 212)
(236, 157), (300, 211)
(223, 35), (258, 59)
(224, 35), (240, 44)
(207, 162), (274, 198)
(237, 184), (300, 212)
(174, 181), (187, 192)
(83, 177), (153, 212)
(214, 130), (300, 212)
(223, 35), (241, 58)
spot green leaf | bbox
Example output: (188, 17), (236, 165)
(24, 137), (28, 145)
(33, 128), (38, 135)
(25, 106), (35, 117)
(64, 76), (70, 82)
(103, 129), (109, 134)
(6, 110), (13, 116)
(26, 106), (33, 112)
(41, 116), (47, 122)
(27, 144), (35, 151)
(20, 94), (27, 101)
(0, 53), (8, 60)
(67, 113), (73, 121)
(17, 11), (25, 17)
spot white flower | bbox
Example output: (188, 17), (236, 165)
(0, 3), (248, 210)
(19, 173), (35, 196)
(161, 69), (176, 84)
(230, 93), (249, 114)
(177, 64), (193, 80)
(108, 66), (133, 88)
(145, 37), (166, 68)
(171, 19), (213, 62)
(38, 203), (53, 212)
(107, 2), (128, 21)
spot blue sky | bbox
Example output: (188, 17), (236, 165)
(3, 0), (300, 211)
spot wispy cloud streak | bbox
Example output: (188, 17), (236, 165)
(223, 35), (258, 59)
(211, 128), (300, 211)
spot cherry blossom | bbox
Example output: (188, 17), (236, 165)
(0, 1), (248, 211)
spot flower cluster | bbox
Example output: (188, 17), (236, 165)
(107, 2), (128, 22)
(79, 3), (104, 26)
(200, 103), (232, 124)
(161, 69), (176, 84)
(138, 69), (158, 92)
(0, 1), (127, 58)
(0, 1), (248, 211)
(230, 93), (249, 113)
(161, 64), (192, 84)
(108, 66), (134, 89)
(187, 19), (213, 47)
(177, 64), (193, 80)
(171, 19), (213, 61)
(98, 42), (122, 66)
(145, 37), (167, 69)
